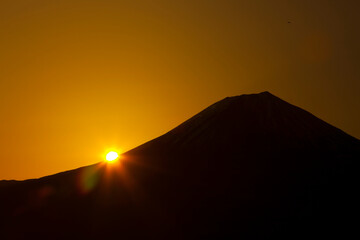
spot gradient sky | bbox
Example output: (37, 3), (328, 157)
(1, 0), (359, 180)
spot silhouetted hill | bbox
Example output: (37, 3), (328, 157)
(1, 92), (359, 240)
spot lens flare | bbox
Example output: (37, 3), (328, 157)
(106, 151), (119, 162)
(77, 165), (99, 194)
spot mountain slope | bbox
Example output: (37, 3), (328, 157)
(0, 92), (359, 239)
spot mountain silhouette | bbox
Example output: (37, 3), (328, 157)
(1, 92), (359, 239)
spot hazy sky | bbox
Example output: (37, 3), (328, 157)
(1, 0), (359, 180)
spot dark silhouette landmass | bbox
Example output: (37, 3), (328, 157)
(0, 92), (359, 239)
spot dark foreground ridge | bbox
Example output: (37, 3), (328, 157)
(1, 92), (359, 239)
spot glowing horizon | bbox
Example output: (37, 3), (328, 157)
(0, 0), (359, 180)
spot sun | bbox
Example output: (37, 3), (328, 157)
(105, 151), (119, 162)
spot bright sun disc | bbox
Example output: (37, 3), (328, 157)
(106, 151), (119, 162)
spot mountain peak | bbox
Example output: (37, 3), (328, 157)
(231, 90), (273, 97)
(220, 91), (283, 107)
(225, 91), (275, 99)
(133, 91), (357, 157)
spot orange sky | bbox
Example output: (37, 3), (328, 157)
(1, 0), (359, 180)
